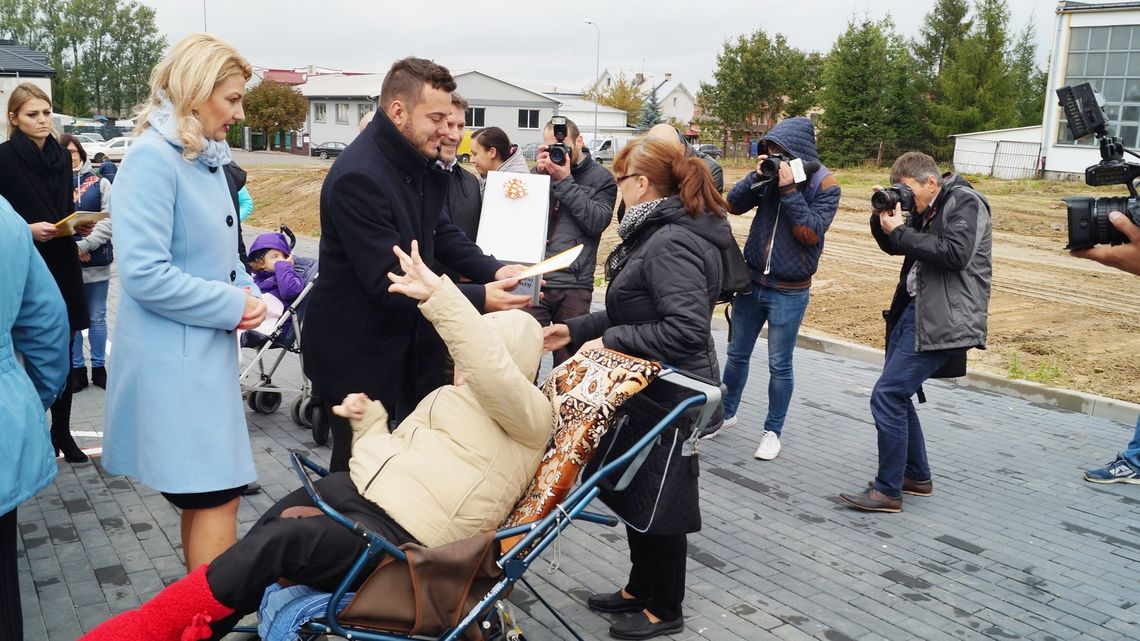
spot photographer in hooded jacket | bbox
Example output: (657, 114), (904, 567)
(839, 151), (992, 513)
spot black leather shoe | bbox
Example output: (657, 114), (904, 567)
(91, 366), (107, 389)
(609, 612), (684, 640)
(587, 591), (652, 614)
(70, 367), (88, 393)
(839, 485), (901, 513)
(241, 482), (262, 496)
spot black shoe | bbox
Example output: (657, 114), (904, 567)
(839, 484), (901, 513)
(91, 366), (107, 389)
(609, 612), (684, 640)
(241, 482), (262, 496)
(52, 431), (90, 464)
(587, 591), (652, 614)
(70, 367), (88, 393)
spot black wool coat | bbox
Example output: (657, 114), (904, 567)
(0, 133), (88, 332)
(568, 196), (734, 534)
(301, 110), (502, 410)
(442, 163), (483, 243)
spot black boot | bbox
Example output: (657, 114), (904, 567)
(70, 367), (88, 393)
(51, 424), (89, 464)
(91, 366), (107, 389)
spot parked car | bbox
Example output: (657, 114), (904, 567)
(74, 135), (110, 163)
(521, 142), (539, 161)
(101, 136), (134, 162)
(310, 141), (347, 160)
(696, 144), (723, 159)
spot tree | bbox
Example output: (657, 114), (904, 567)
(637, 85), (663, 131)
(818, 18), (920, 165)
(914, 0), (973, 83)
(1009, 20), (1047, 126)
(699, 30), (808, 135)
(0, 0), (165, 117)
(243, 80), (308, 151)
(583, 73), (643, 123)
(783, 52), (826, 117)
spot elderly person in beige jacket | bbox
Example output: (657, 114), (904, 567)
(81, 240), (553, 641)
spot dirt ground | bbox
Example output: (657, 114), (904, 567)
(244, 161), (1140, 404)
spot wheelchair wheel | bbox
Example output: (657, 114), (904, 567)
(299, 397), (318, 429)
(290, 396), (304, 426)
(311, 404), (329, 446)
(253, 387), (282, 414)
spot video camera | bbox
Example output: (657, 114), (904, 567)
(1057, 82), (1140, 249)
(749, 151), (821, 192)
(548, 116), (571, 166)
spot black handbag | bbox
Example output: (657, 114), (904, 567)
(717, 240), (752, 304)
(84, 241), (113, 267)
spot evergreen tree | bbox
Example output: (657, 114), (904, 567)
(914, 0), (973, 83)
(1009, 21), (1048, 126)
(819, 18), (916, 165)
(638, 86), (663, 132)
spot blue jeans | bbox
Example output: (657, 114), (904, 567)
(1122, 415), (1140, 470)
(72, 279), (109, 368)
(721, 285), (810, 435)
(871, 303), (951, 498)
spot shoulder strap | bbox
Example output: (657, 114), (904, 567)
(804, 165), (831, 203)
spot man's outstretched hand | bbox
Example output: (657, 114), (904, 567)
(1070, 211), (1140, 276)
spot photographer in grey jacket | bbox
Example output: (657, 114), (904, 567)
(532, 117), (617, 366)
(840, 151), (992, 513)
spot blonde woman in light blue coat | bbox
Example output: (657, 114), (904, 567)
(102, 33), (266, 573)
(0, 194), (68, 639)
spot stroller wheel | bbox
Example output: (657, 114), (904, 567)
(253, 388), (283, 414)
(291, 396), (305, 426)
(298, 397), (318, 429)
(246, 390), (259, 412)
(312, 405), (329, 446)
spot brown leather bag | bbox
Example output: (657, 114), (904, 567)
(338, 531), (503, 640)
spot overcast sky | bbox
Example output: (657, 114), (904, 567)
(142, 0), (1061, 91)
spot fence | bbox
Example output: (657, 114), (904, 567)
(952, 138), (1042, 180)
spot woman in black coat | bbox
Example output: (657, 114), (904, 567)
(544, 137), (733, 640)
(0, 83), (90, 463)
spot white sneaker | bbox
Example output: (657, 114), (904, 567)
(721, 415), (738, 429)
(754, 430), (781, 460)
(698, 414), (737, 440)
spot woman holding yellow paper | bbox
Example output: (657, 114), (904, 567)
(0, 83), (90, 463)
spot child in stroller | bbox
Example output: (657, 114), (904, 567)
(241, 229), (316, 347)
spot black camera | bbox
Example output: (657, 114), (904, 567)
(871, 183), (917, 212)
(1057, 82), (1140, 249)
(547, 116), (571, 166)
(758, 152), (791, 180)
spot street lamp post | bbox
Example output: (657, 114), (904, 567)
(202, 0), (207, 31)
(585, 20), (600, 150)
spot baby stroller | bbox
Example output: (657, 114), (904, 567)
(240, 226), (325, 441)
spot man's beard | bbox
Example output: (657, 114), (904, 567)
(401, 119), (439, 160)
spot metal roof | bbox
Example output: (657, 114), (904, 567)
(0, 39), (54, 76)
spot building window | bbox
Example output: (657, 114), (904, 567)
(673, 97), (678, 107)
(314, 103), (326, 123)
(335, 103), (349, 125)
(358, 104), (372, 123)
(518, 109), (539, 129)
(1060, 25), (1140, 146)
(465, 107), (485, 128)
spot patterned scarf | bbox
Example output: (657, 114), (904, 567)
(605, 197), (667, 282)
(147, 90), (232, 168)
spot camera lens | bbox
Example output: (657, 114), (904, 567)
(759, 156), (782, 178)
(1063, 196), (1132, 249)
(871, 189), (898, 211)
(548, 145), (566, 166)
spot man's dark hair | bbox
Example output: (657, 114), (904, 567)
(450, 91), (469, 111)
(890, 151), (942, 186)
(379, 57), (456, 112)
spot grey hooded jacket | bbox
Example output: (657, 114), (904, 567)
(871, 173), (992, 352)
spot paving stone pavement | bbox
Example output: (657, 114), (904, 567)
(17, 230), (1140, 641)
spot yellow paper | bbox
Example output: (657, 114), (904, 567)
(515, 244), (583, 280)
(54, 211), (109, 238)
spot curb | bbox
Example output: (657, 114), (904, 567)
(707, 307), (1139, 428)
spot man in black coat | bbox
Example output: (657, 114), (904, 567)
(438, 92), (482, 244)
(302, 57), (531, 472)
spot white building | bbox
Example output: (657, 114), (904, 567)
(297, 71), (561, 150)
(952, 125), (1043, 179)
(1042, 0), (1140, 177)
(592, 69), (697, 124)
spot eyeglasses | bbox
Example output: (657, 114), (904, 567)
(616, 173), (641, 183)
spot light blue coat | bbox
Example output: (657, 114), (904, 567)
(103, 128), (259, 493)
(0, 196), (67, 515)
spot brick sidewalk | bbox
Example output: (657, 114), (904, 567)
(18, 233), (1139, 641)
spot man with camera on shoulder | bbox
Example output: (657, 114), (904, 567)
(1071, 213), (1140, 485)
(532, 116), (617, 366)
(839, 151), (991, 513)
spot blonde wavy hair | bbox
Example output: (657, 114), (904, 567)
(6, 82), (53, 138)
(133, 33), (251, 160)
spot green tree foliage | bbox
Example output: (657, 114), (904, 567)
(914, 0), (973, 84)
(583, 74), (644, 123)
(637, 86), (663, 132)
(783, 52), (826, 117)
(1009, 21), (1048, 126)
(243, 80), (308, 151)
(0, 0), (166, 117)
(699, 29), (810, 133)
(818, 18), (921, 165)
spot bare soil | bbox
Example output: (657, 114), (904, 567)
(244, 162), (1140, 403)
